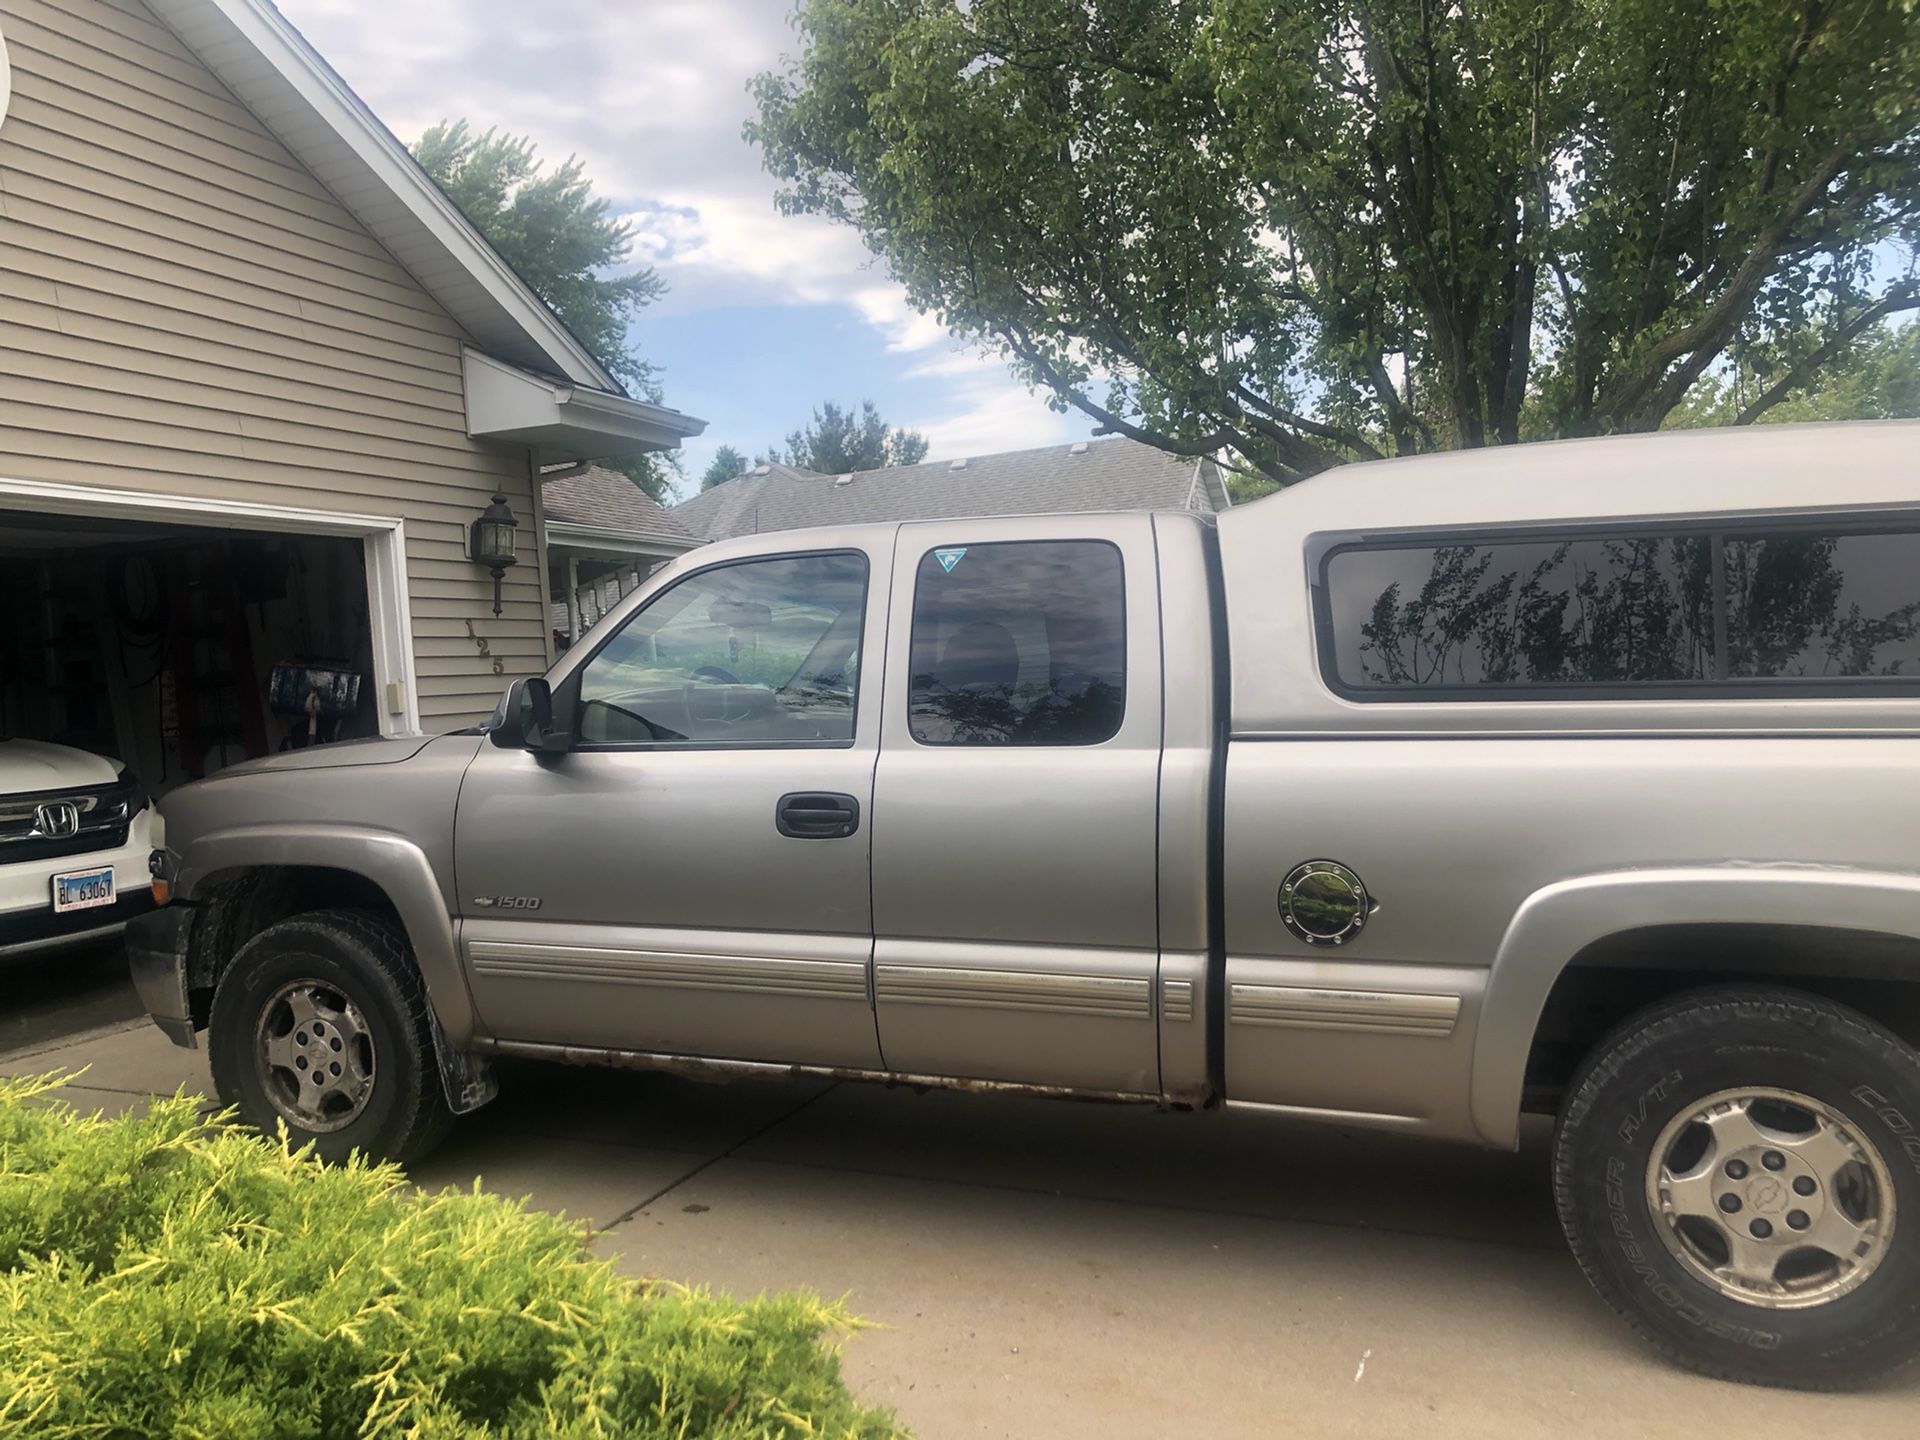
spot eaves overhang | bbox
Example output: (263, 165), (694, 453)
(465, 351), (707, 465)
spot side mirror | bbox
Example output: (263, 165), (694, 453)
(490, 677), (572, 754)
(524, 677), (573, 754)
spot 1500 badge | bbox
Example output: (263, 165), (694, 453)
(472, 896), (543, 910)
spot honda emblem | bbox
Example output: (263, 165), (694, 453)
(35, 802), (80, 839)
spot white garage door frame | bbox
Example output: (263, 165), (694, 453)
(0, 476), (422, 737)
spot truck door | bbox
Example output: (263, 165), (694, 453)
(454, 538), (889, 1070)
(869, 516), (1163, 1094)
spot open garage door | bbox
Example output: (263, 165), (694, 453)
(1, 512), (382, 794)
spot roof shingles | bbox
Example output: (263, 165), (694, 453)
(542, 466), (698, 547)
(671, 438), (1226, 541)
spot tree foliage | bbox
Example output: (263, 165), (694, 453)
(749, 0), (1920, 485)
(606, 452), (684, 505)
(1674, 318), (1920, 426)
(770, 400), (932, 472)
(414, 120), (681, 499)
(701, 444), (752, 491)
(414, 120), (664, 392)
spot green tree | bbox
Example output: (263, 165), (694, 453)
(749, 1), (1920, 487)
(413, 120), (664, 390)
(772, 400), (931, 472)
(606, 452), (684, 506)
(1672, 317), (1920, 428)
(413, 120), (677, 499)
(701, 444), (751, 491)
(1226, 472), (1282, 506)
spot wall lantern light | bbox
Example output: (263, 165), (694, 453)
(469, 493), (520, 616)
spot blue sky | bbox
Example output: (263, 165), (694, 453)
(277, 0), (1096, 495)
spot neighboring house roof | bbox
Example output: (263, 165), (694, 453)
(542, 466), (701, 552)
(142, 0), (670, 425)
(672, 438), (1230, 541)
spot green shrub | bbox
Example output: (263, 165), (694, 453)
(0, 1074), (902, 1439)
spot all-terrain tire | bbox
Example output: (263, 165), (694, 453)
(1553, 985), (1920, 1389)
(208, 908), (453, 1164)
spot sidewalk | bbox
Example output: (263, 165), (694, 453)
(7, 1021), (1918, 1439)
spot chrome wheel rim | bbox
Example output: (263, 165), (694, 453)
(1645, 1086), (1896, 1310)
(254, 980), (376, 1133)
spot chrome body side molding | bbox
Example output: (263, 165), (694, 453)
(875, 963), (1152, 1019)
(469, 941), (867, 1001)
(1229, 983), (1461, 1037)
(1161, 978), (1195, 1022)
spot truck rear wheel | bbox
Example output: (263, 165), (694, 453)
(208, 909), (452, 1165)
(1553, 985), (1920, 1389)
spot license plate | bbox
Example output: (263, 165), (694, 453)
(52, 867), (115, 914)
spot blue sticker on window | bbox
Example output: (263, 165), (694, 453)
(934, 548), (967, 574)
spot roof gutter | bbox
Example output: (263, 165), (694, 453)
(545, 520), (704, 557)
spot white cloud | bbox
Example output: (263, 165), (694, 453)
(280, 0), (1075, 446)
(907, 374), (1080, 460)
(907, 347), (1002, 379)
(852, 287), (953, 353)
(288, 0), (955, 341)
(625, 202), (955, 361)
(626, 195), (891, 312)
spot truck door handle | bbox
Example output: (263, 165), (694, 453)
(776, 792), (861, 840)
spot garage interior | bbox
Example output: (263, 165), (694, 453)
(0, 513), (379, 796)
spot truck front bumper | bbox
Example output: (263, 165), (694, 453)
(126, 905), (198, 1049)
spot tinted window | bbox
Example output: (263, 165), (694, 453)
(1725, 534), (1920, 678)
(1326, 537), (1714, 688)
(908, 541), (1125, 745)
(1321, 523), (1920, 696)
(577, 552), (866, 745)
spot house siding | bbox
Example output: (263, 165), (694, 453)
(0, 0), (548, 723)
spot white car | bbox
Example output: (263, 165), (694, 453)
(1, 738), (160, 961)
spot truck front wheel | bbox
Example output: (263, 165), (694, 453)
(1553, 985), (1920, 1389)
(208, 909), (452, 1165)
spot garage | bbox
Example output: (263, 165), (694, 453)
(0, 483), (426, 794)
(0, 488), (413, 1040)
(0, 512), (380, 791)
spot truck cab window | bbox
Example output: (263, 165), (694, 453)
(907, 540), (1125, 746)
(576, 551), (867, 746)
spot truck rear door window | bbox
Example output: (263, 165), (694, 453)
(1320, 522), (1920, 698)
(907, 541), (1126, 745)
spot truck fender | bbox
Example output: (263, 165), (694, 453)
(177, 824), (477, 1049)
(1469, 864), (1920, 1149)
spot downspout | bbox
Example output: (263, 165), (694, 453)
(527, 452), (558, 666)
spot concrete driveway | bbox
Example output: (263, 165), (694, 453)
(6, 1020), (1917, 1438)
(0, 936), (146, 1053)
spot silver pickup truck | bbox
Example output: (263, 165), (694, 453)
(129, 422), (1920, 1388)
